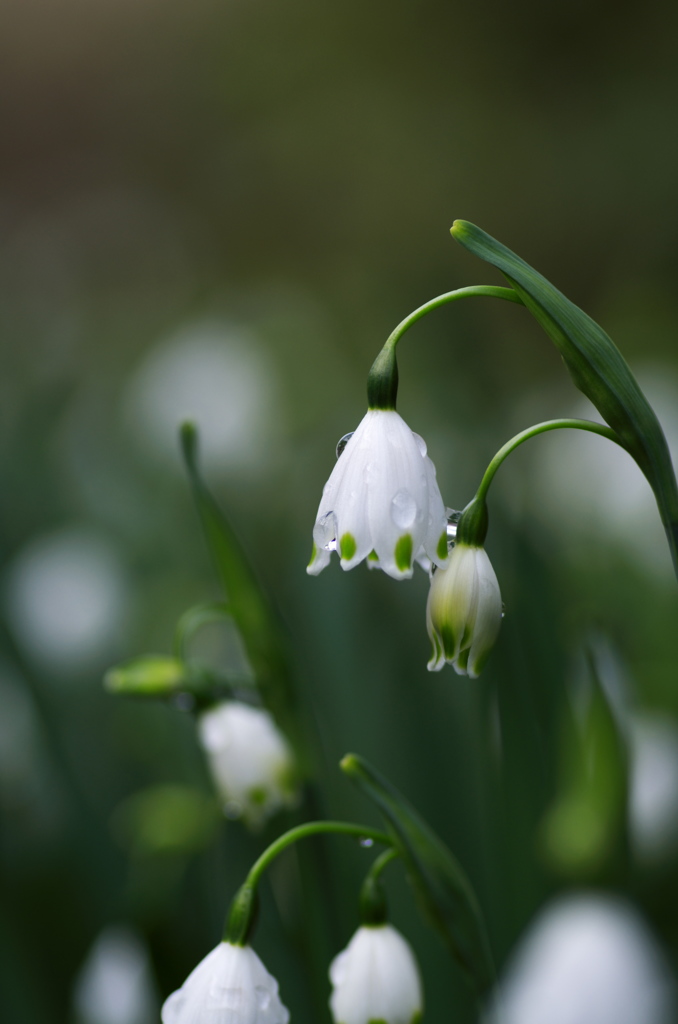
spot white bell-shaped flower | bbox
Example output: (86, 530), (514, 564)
(329, 924), (423, 1024)
(198, 702), (298, 829)
(426, 541), (502, 678)
(486, 895), (676, 1024)
(162, 942), (289, 1024)
(307, 410), (448, 580)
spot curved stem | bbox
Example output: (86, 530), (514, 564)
(475, 418), (622, 506)
(368, 286), (521, 410)
(364, 845), (400, 884)
(386, 285), (522, 350)
(245, 821), (393, 890)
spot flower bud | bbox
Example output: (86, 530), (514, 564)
(162, 942), (289, 1024)
(329, 924), (423, 1024)
(198, 701), (298, 829)
(104, 656), (186, 696)
(426, 542), (502, 678)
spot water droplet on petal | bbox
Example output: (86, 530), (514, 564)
(412, 432), (428, 457)
(256, 987), (272, 1010)
(501, 602), (506, 619)
(336, 432), (354, 458)
(445, 508), (463, 541)
(391, 489), (417, 529)
(359, 837), (374, 848)
(313, 511), (338, 551)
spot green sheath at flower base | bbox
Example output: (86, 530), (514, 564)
(367, 342), (399, 411)
(225, 884), (259, 946)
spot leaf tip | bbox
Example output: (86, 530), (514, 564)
(450, 219), (472, 240)
(340, 753), (361, 776)
(179, 420), (198, 465)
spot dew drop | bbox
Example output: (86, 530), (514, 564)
(412, 432), (428, 457)
(336, 432), (354, 458)
(313, 511), (338, 551)
(445, 508), (463, 541)
(359, 837), (374, 848)
(501, 602), (506, 620)
(390, 489), (417, 529)
(174, 692), (195, 712)
(256, 987), (272, 1011)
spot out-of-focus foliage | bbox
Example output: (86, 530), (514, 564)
(2, 1), (678, 1022)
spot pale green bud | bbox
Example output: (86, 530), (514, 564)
(426, 542), (502, 678)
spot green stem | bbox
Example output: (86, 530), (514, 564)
(225, 821), (393, 944)
(359, 848), (400, 925)
(385, 285), (522, 350)
(246, 821), (392, 890)
(475, 418), (621, 505)
(457, 418), (622, 547)
(368, 286), (521, 409)
(364, 846), (399, 884)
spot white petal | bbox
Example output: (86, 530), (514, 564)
(422, 456), (448, 569)
(466, 548), (502, 679)
(329, 925), (423, 1024)
(426, 544), (477, 665)
(366, 413), (429, 580)
(162, 943), (290, 1024)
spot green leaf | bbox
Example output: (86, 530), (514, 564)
(341, 753), (495, 995)
(111, 784), (221, 857)
(179, 423), (300, 744)
(540, 652), (628, 878)
(451, 220), (678, 577)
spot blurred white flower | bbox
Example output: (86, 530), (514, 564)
(198, 701), (298, 829)
(307, 410), (447, 580)
(4, 528), (128, 674)
(630, 714), (678, 864)
(123, 321), (280, 477)
(426, 542), (502, 677)
(73, 925), (158, 1024)
(329, 924), (423, 1024)
(162, 942), (289, 1024)
(519, 368), (678, 582)
(487, 895), (676, 1024)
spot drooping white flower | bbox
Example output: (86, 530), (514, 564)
(485, 895), (676, 1024)
(307, 410), (448, 580)
(426, 542), (502, 678)
(329, 924), (423, 1024)
(198, 702), (298, 829)
(162, 942), (289, 1024)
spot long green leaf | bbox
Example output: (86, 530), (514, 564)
(179, 423), (299, 738)
(341, 753), (495, 995)
(451, 220), (678, 577)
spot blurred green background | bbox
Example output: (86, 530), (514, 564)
(2, 0), (678, 1021)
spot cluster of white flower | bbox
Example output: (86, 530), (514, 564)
(308, 408), (503, 677)
(162, 924), (423, 1024)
